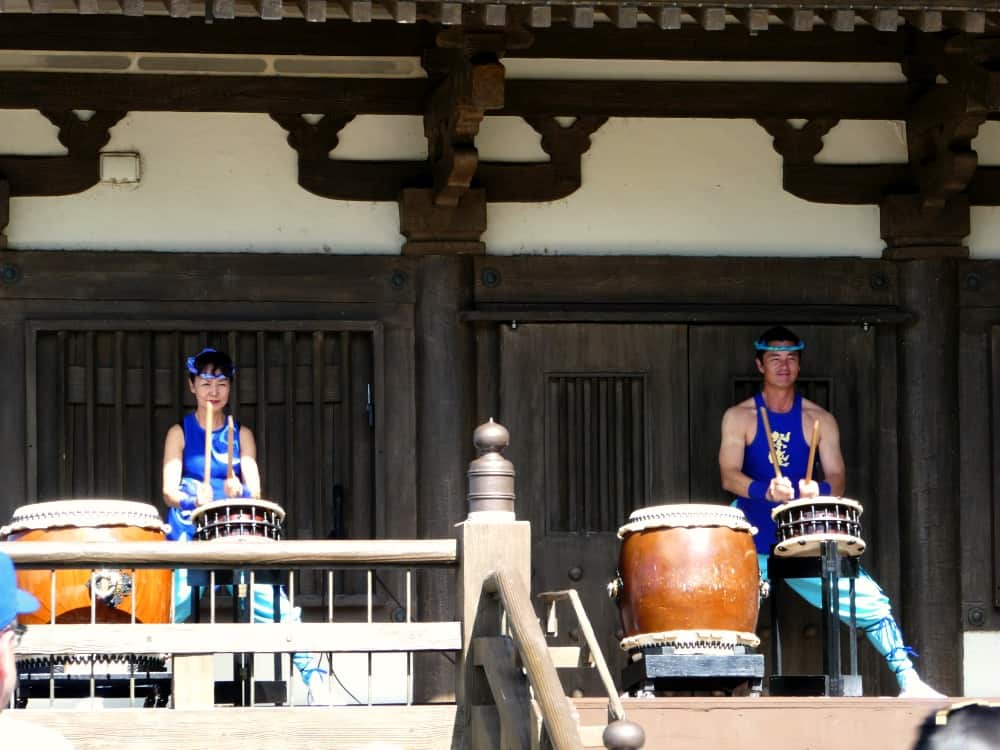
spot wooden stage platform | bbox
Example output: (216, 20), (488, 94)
(574, 696), (959, 750)
(21, 695), (969, 750)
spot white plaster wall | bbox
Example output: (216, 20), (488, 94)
(2, 59), (1000, 257)
(963, 632), (1000, 697)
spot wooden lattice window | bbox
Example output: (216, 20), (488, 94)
(544, 373), (648, 534)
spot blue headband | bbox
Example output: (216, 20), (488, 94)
(186, 348), (236, 379)
(754, 341), (804, 352)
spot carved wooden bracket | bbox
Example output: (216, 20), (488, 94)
(0, 109), (126, 198)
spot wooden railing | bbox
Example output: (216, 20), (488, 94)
(0, 420), (643, 750)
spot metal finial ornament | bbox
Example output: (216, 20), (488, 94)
(603, 719), (646, 750)
(466, 418), (516, 518)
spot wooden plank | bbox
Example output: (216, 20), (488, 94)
(21, 621), (462, 655)
(0, 252), (418, 304)
(172, 654), (215, 708)
(0, 539), (458, 568)
(462, 307), (910, 325)
(0, 73), (912, 121)
(0, 16), (913, 62)
(298, 0), (326, 21)
(472, 257), (900, 307)
(384, 0), (415, 22)
(473, 637), (534, 749)
(820, 8), (856, 31)
(256, 0), (283, 19)
(25, 706), (458, 750)
(338, 0), (371, 21)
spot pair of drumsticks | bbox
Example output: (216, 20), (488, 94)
(203, 402), (236, 485)
(759, 406), (820, 484)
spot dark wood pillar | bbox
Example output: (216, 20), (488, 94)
(414, 254), (476, 701)
(882, 195), (966, 695)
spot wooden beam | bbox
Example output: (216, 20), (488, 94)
(645, 5), (681, 29)
(256, 0), (283, 19)
(0, 17), (912, 63)
(861, 8), (898, 31)
(75, 0), (99, 13)
(818, 9), (855, 32)
(570, 5), (594, 28)
(734, 8), (770, 33)
(780, 8), (816, 31)
(22, 621), (463, 655)
(338, 0), (372, 21)
(0, 74), (911, 120)
(298, 0), (326, 21)
(384, 0), (416, 23)
(167, 0), (191, 17)
(944, 9), (985, 33)
(698, 7), (727, 30)
(528, 4), (551, 27)
(604, 4), (638, 28)
(26, 707), (458, 750)
(483, 3), (505, 25)
(119, 0), (144, 16)
(0, 538), (458, 568)
(903, 9), (942, 32)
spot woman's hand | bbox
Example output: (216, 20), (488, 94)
(195, 481), (214, 506)
(223, 476), (244, 498)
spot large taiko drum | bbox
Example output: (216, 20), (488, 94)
(612, 504), (761, 652)
(1, 500), (172, 626)
(771, 496), (866, 558)
(190, 499), (285, 541)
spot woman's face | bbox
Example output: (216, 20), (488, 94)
(188, 367), (231, 413)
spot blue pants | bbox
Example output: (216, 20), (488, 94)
(759, 554), (916, 683)
(173, 568), (324, 682)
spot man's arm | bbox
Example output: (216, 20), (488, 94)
(817, 411), (846, 496)
(719, 406), (753, 497)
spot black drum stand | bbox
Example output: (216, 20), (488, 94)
(621, 645), (764, 696)
(768, 540), (862, 697)
(189, 568), (288, 706)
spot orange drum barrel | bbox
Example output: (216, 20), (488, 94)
(612, 504), (761, 651)
(1, 500), (172, 626)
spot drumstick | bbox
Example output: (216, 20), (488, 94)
(203, 401), (213, 486)
(758, 406), (782, 479)
(226, 415), (235, 480)
(805, 419), (821, 484)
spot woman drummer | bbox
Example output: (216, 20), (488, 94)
(161, 347), (329, 704)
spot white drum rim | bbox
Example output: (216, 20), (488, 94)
(774, 532), (867, 558)
(619, 629), (760, 652)
(2, 499), (166, 536)
(190, 498), (286, 524)
(771, 496), (863, 521)
(618, 503), (752, 539)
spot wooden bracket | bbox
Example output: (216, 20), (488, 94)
(423, 34), (506, 208)
(0, 109), (125, 198)
(757, 118), (838, 165)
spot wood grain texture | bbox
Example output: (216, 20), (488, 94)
(24, 706), (458, 750)
(21, 621), (462, 654)
(0, 539), (457, 568)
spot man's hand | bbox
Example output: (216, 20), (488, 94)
(768, 476), (794, 503)
(798, 479), (821, 499)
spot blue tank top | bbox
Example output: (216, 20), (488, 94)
(166, 412), (250, 541)
(735, 393), (813, 553)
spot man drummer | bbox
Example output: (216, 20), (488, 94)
(718, 325), (943, 698)
(162, 347), (330, 705)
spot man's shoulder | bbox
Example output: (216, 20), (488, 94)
(723, 397), (757, 419)
(800, 397), (835, 421)
(0, 715), (74, 748)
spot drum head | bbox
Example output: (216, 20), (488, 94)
(618, 503), (752, 538)
(189, 498), (286, 526)
(771, 496), (863, 522)
(2, 499), (166, 537)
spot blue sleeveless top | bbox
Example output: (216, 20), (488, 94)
(735, 393), (813, 553)
(166, 413), (250, 541)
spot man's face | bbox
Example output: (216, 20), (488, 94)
(756, 341), (801, 387)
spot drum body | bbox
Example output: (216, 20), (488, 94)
(615, 504), (760, 651)
(190, 499), (285, 541)
(1, 500), (171, 626)
(771, 496), (865, 558)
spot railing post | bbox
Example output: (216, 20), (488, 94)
(456, 420), (532, 747)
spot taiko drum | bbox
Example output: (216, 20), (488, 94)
(190, 499), (285, 541)
(1, 500), (172, 626)
(614, 504), (760, 649)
